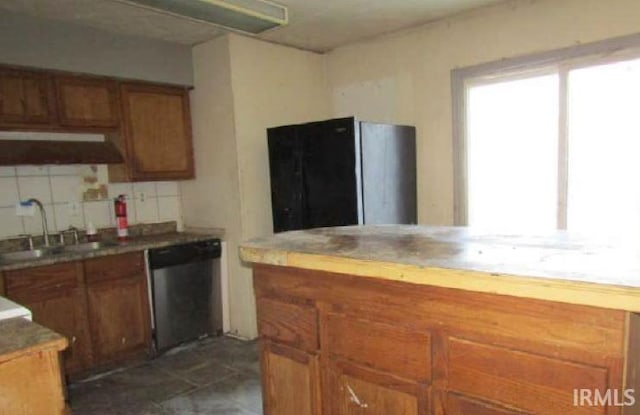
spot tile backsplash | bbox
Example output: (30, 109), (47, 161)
(0, 165), (183, 239)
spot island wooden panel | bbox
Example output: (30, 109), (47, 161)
(261, 341), (321, 415)
(252, 264), (630, 415)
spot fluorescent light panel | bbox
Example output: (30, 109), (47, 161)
(124, 0), (288, 34)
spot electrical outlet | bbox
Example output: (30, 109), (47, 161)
(138, 191), (146, 202)
(68, 202), (81, 217)
(15, 202), (35, 216)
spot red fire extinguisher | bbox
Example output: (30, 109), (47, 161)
(114, 194), (129, 241)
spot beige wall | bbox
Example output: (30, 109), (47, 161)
(180, 36), (245, 336)
(325, 0), (640, 225)
(183, 34), (329, 339)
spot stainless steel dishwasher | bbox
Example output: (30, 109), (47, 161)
(148, 239), (222, 352)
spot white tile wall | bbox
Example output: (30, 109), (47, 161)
(0, 165), (184, 239)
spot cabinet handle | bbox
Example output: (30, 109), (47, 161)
(71, 336), (77, 344)
(121, 337), (127, 344)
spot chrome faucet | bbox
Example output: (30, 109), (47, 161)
(26, 198), (50, 247)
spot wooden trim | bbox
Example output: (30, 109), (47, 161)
(451, 69), (467, 226)
(623, 313), (640, 415)
(557, 69), (569, 230)
(0, 140), (123, 165)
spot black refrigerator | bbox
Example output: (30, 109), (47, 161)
(267, 117), (417, 233)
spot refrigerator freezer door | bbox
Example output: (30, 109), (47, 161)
(268, 125), (305, 233)
(302, 118), (360, 228)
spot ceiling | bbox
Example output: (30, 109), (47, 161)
(0, 0), (507, 52)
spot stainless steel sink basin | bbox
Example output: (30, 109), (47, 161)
(61, 241), (119, 253)
(0, 247), (64, 262)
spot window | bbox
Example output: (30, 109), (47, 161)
(453, 35), (640, 237)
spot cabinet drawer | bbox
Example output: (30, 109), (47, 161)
(5, 262), (79, 301)
(325, 312), (431, 382)
(257, 298), (318, 352)
(448, 337), (608, 415)
(84, 252), (145, 283)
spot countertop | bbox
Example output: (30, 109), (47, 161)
(0, 229), (224, 272)
(240, 225), (640, 312)
(0, 317), (67, 364)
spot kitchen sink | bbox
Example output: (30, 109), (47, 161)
(0, 241), (120, 264)
(0, 247), (64, 263)
(61, 241), (119, 253)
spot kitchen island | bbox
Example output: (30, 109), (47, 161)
(240, 225), (640, 415)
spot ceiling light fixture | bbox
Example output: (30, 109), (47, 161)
(114, 0), (288, 34)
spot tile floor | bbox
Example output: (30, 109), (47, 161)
(68, 336), (263, 415)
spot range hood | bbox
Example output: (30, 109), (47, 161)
(114, 0), (288, 34)
(0, 132), (124, 165)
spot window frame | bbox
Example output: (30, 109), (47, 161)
(451, 33), (640, 227)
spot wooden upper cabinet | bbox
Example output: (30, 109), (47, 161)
(119, 82), (194, 181)
(55, 75), (119, 128)
(0, 67), (55, 126)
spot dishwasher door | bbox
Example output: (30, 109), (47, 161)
(150, 240), (222, 352)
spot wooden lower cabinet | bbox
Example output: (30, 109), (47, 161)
(85, 252), (151, 366)
(253, 264), (630, 415)
(3, 251), (152, 377)
(4, 262), (92, 376)
(446, 394), (531, 415)
(261, 341), (321, 415)
(328, 359), (426, 415)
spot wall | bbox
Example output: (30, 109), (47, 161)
(0, 11), (193, 85)
(181, 35), (244, 336)
(325, 0), (640, 225)
(182, 34), (329, 339)
(0, 164), (182, 239)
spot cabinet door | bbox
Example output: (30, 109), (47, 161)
(120, 83), (194, 181)
(85, 252), (151, 366)
(261, 341), (321, 415)
(0, 68), (55, 126)
(55, 75), (119, 128)
(4, 262), (93, 375)
(302, 118), (360, 228)
(327, 359), (426, 415)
